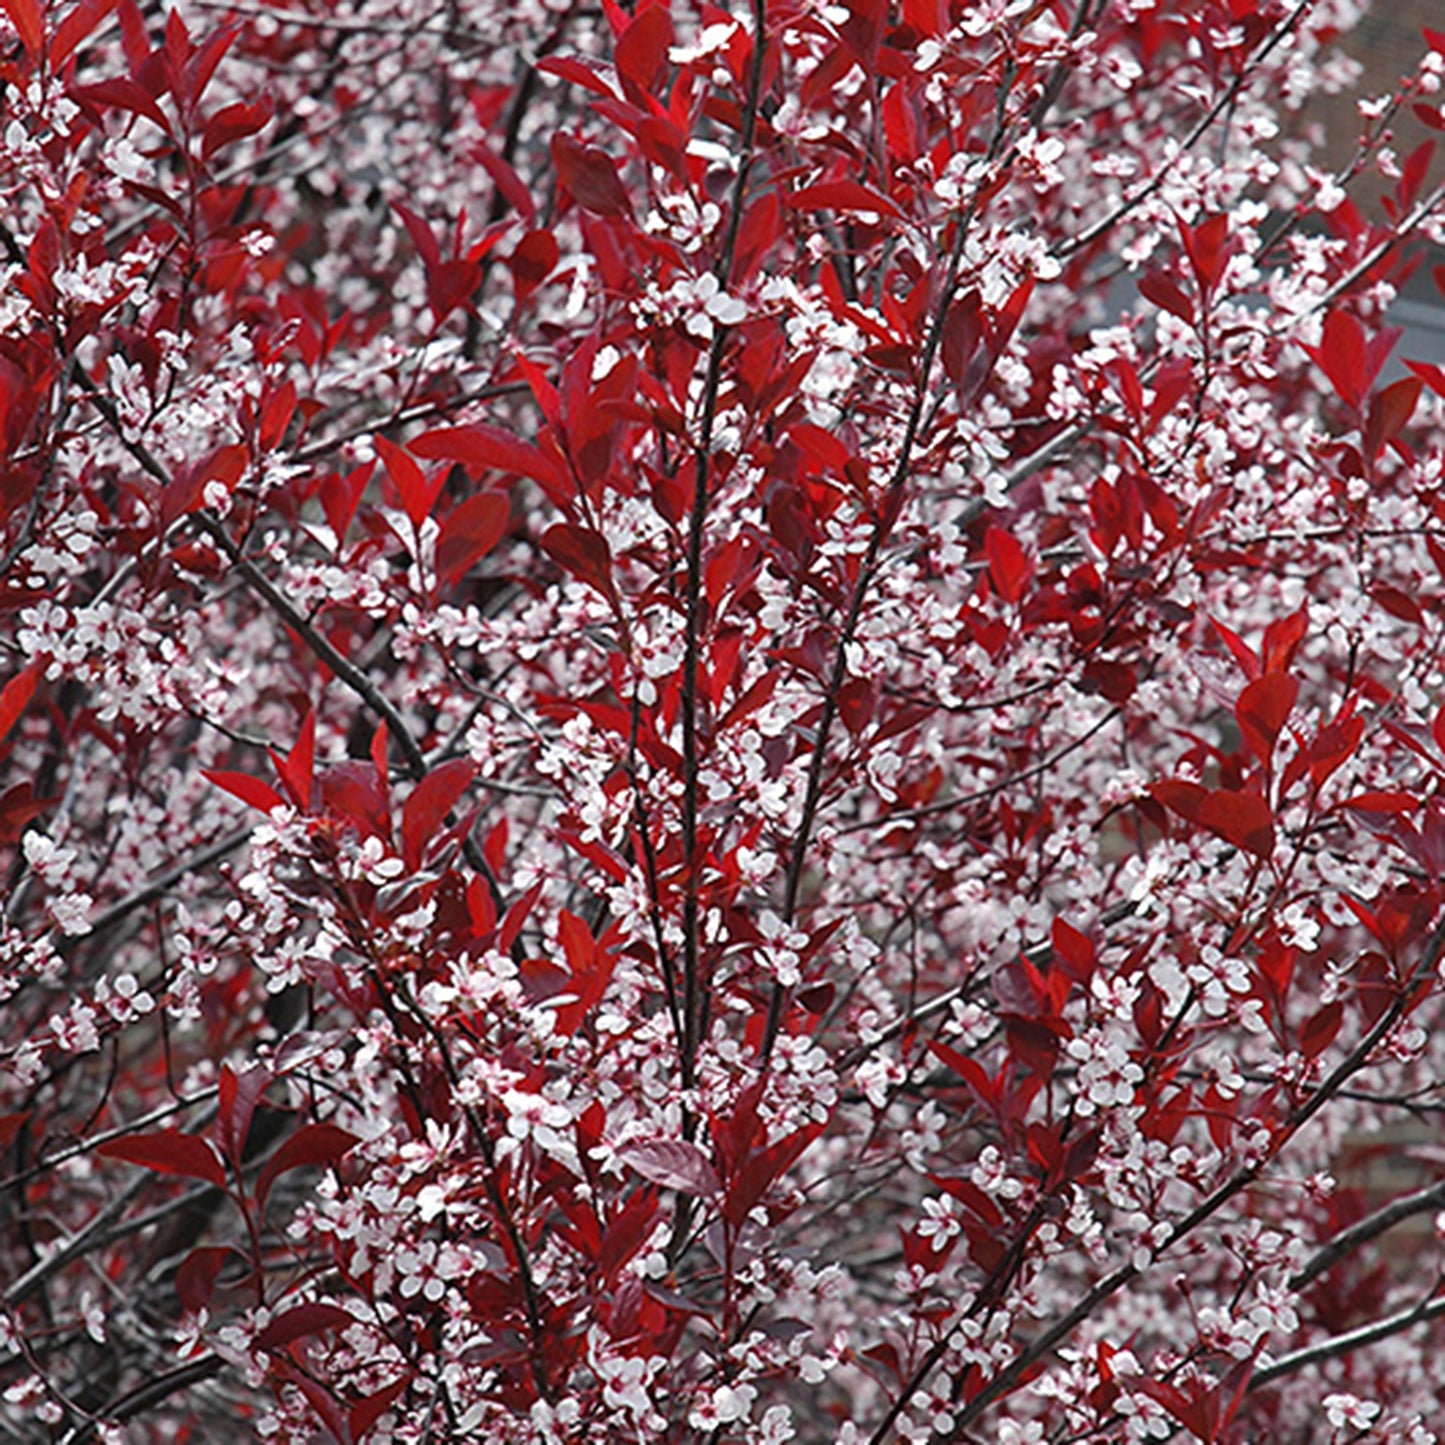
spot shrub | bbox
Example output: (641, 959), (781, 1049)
(4, 0), (1445, 1440)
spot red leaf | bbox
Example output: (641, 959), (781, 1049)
(535, 54), (619, 100)
(839, 0), (886, 64)
(597, 1188), (660, 1280)
(203, 769), (283, 814)
(473, 140), (537, 225)
(72, 77), (171, 131)
(1, 0), (43, 57)
(1306, 310), (1367, 410)
(424, 257), (481, 325)
(615, 2), (672, 94)
(1157, 779), (1276, 856)
(509, 228), (558, 301)
(1298, 1000), (1343, 1060)
(1050, 918), (1096, 985)
(1079, 658), (1136, 702)
(1210, 616), (1260, 680)
(274, 1364), (351, 1442)
(786, 180), (902, 219)
(984, 526), (1032, 604)
(500, 878), (544, 953)
(1197, 788), (1275, 859)
(1235, 672), (1297, 769)
(552, 134), (633, 219)
(97, 1131), (226, 1188)
(51, 0), (116, 67)
(256, 1302), (354, 1351)
(1407, 358), (1445, 399)
(900, 0), (943, 36)
(201, 97), (271, 161)
(176, 1246), (235, 1315)
(1261, 607), (1308, 675)
(541, 522), (614, 599)
(258, 378), (297, 450)
(270, 711), (316, 811)
(942, 292), (984, 393)
(319, 462), (373, 545)
(256, 1123), (360, 1213)
(796, 979), (835, 1013)
(393, 201), (439, 271)
(411, 423), (562, 490)
(928, 1041), (995, 1105)
(1365, 376), (1422, 460)
(0, 783), (53, 848)
(1133, 1378), (1210, 1441)
(216, 1061), (271, 1166)
(1372, 583), (1423, 626)
(1138, 271), (1194, 324)
(732, 191), (783, 285)
(436, 493), (509, 586)
(1179, 213), (1229, 296)
(180, 22), (235, 107)
(0, 662), (40, 739)
(728, 1122), (824, 1225)
(1341, 790), (1418, 815)
(350, 1376), (413, 1441)
(401, 759), (476, 872)
(376, 436), (441, 530)
(318, 761), (392, 842)
(788, 421), (852, 472)
(618, 1138), (721, 1199)
(1152, 779), (1209, 825)
(558, 907), (595, 976)
(932, 1174), (1005, 1229)
(1310, 706), (1362, 789)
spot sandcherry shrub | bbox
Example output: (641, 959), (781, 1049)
(6, 0), (1445, 1439)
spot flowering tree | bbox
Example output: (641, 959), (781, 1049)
(6, 0), (1445, 1438)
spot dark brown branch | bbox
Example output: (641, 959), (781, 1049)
(676, 0), (769, 1085)
(1250, 1291), (1445, 1392)
(59, 1356), (225, 1444)
(1291, 1179), (1445, 1290)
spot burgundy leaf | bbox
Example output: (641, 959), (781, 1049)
(202, 769), (284, 814)
(257, 1123), (360, 1213)
(400, 758), (476, 872)
(540, 522), (614, 599)
(0, 662), (39, 740)
(617, 1139), (721, 1200)
(176, 1246), (236, 1315)
(1, 0), (42, 56)
(1235, 672), (1297, 769)
(256, 1302), (354, 1350)
(436, 492), (509, 586)
(216, 1061), (272, 1166)
(551, 134), (633, 219)
(97, 1131), (227, 1188)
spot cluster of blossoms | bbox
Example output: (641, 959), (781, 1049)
(6, 0), (1445, 1441)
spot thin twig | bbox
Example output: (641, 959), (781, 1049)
(1249, 1292), (1445, 1392)
(1057, 0), (1318, 259)
(1291, 1179), (1445, 1290)
(677, 0), (769, 1083)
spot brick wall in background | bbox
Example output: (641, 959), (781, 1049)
(1323, 6), (1443, 1224)
(1322, 7), (1445, 354)
(1315, 4), (1435, 210)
